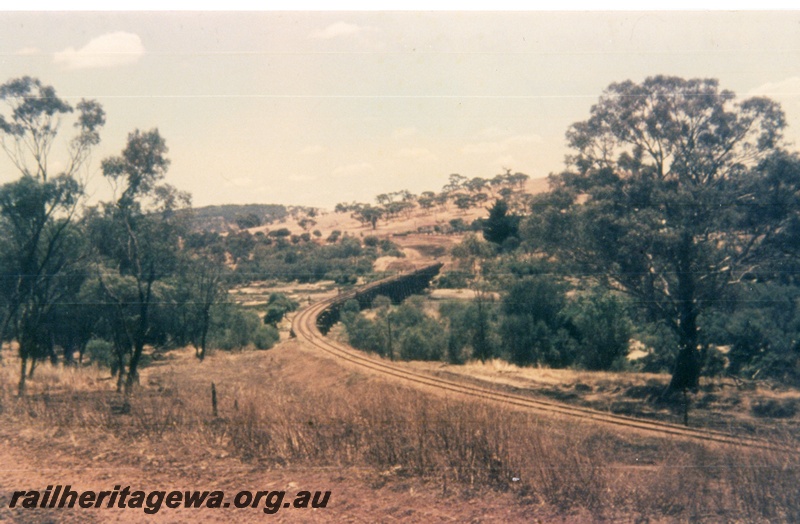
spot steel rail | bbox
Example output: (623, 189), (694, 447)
(292, 266), (794, 452)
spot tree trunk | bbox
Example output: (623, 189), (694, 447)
(17, 356), (27, 396)
(124, 341), (143, 398)
(198, 308), (210, 362)
(669, 234), (701, 391)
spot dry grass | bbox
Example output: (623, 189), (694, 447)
(1, 344), (798, 521)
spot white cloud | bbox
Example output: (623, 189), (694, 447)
(392, 126), (419, 139)
(494, 155), (518, 168)
(748, 77), (800, 146)
(748, 77), (800, 98)
(288, 174), (317, 182)
(16, 47), (39, 56)
(310, 22), (374, 40)
(224, 177), (254, 188)
(331, 162), (375, 178)
(397, 147), (437, 162)
(461, 141), (508, 155)
(461, 133), (543, 155)
(54, 31), (144, 70)
(301, 145), (327, 155)
(476, 126), (512, 139)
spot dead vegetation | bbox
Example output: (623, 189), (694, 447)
(1, 342), (798, 522)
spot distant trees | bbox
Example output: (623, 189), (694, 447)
(333, 170), (532, 230)
(482, 199), (519, 246)
(235, 212), (262, 230)
(354, 204), (383, 229)
(263, 292), (299, 326)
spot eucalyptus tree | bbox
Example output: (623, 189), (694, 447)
(523, 75), (797, 390)
(0, 76), (104, 394)
(94, 128), (190, 397)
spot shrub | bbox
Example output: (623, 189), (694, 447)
(569, 290), (631, 371)
(751, 399), (798, 418)
(268, 228), (291, 238)
(210, 306), (263, 350)
(500, 276), (576, 367)
(436, 270), (472, 289)
(253, 325), (280, 350)
(86, 339), (116, 369)
(262, 293), (300, 325)
(326, 230), (341, 243)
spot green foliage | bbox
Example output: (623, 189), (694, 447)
(634, 323), (680, 374)
(182, 203), (287, 233)
(235, 212), (262, 230)
(327, 230), (341, 243)
(568, 290), (631, 371)
(482, 199), (520, 246)
(268, 227), (291, 238)
(263, 292), (300, 325)
(253, 324), (280, 350)
(500, 276), (576, 367)
(523, 75), (797, 390)
(435, 270), (472, 289)
(449, 218), (469, 232)
(86, 339), (116, 369)
(439, 296), (499, 364)
(209, 305), (264, 351)
(703, 282), (800, 383)
(398, 323), (447, 361)
(341, 312), (387, 356)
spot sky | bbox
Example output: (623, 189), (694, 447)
(1, 11), (799, 209)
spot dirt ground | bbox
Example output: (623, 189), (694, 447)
(0, 343), (579, 524)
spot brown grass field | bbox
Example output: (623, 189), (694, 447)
(1, 337), (798, 523)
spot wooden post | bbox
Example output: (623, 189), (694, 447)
(211, 382), (218, 418)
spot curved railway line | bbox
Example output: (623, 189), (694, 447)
(292, 265), (794, 452)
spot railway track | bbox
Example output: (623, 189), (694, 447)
(292, 266), (792, 452)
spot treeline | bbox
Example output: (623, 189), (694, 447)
(186, 230), (402, 285)
(183, 203), (290, 233)
(345, 245), (800, 385)
(0, 77), (410, 399)
(340, 276), (630, 371)
(334, 170), (531, 229)
(0, 78), (284, 399)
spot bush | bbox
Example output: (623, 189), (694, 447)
(263, 293), (300, 325)
(343, 314), (386, 356)
(569, 290), (631, 371)
(398, 323), (447, 361)
(500, 276), (576, 367)
(253, 325), (280, 350)
(436, 270), (472, 289)
(210, 306), (263, 350)
(326, 230), (341, 243)
(751, 399), (798, 418)
(269, 228), (292, 237)
(86, 339), (116, 369)
(449, 218), (468, 232)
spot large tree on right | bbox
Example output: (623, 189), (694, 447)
(524, 75), (800, 391)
